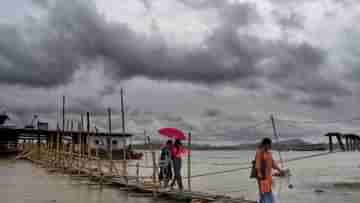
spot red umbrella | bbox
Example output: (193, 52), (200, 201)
(158, 128), (187, 140)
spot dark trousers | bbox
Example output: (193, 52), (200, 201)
(170, 158), (183, 190)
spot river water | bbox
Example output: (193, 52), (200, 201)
(1, 151), (360, 203)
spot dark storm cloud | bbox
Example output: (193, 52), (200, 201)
(0, 22), (79, 87)
(0, 0), (351, 109)
(263, 42), (351, 108)
(0, 0), (264, 87)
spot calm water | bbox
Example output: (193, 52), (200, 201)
(1, 151), (360, 203)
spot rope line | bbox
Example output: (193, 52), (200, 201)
(235, 120), (270, 131)
(277, 117), (360, 125)
(186, 151), (340, 179)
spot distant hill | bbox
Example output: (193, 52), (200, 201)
(132, 138), (327, 151)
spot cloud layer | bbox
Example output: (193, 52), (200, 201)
(1, 0), (360, 143)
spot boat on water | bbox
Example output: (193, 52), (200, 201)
(89, 136), (143, 160)
(0, 113), (19, 155)
(0, 114), (8, 125)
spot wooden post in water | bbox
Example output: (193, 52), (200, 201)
(151, 150), (157, 196)
(187, 132), (192, 191)
(81, 114), (84, 156)
(95, 127), (102, 180)
(108, 108), (113, 175)
(81, 114), (85, 170)
(78, 121), (82, 174)
(69, 120), (74, 169)
(37, 122), (41, 160)
(56, 126), (60, 166)
(144, 130), (148, 167)
(62, 96), (65, 152)
(87, 112), (91, 157)
(335, 134), (345, 151)
(121, 88), (126, 134)
(120, 88), (128, 183)
(329, 135), (333, 152)
(136, 162), (140, 184)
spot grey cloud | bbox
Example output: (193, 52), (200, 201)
(176, 0), (225, 9)
(178, 0), (262, 26)
(299, 95), (335, 109)
(32, 0), (50, 8)
(263, 42), (351, 108)
(202, 108), (222, 118)
(158, 113), (184, 123)
(332, 0), (356, 7)
(0, 0), (351, 110)
(68, 97), (110, 116)
(157, 113), (198, 131)
(273, 11), (304, 30)
(140, 0), (151, 11)
(0, 0), (262, 87)
(0, 23), (79, 87)
(98, 84), (117, 97)
(219, 2), (262, 27)
(268, 0), (313, 5)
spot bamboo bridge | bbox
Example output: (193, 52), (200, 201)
(1, 125), (255, 203)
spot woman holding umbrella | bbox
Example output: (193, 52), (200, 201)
(158, 128), (187, 191)
(170, 139), (184, 191)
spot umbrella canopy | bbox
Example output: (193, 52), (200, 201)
(158, 128), (186, 140)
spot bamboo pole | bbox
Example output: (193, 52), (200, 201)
(81, 114), (85, 171)
(187, 132), (192, 191)
(136, 162), (140, 184)
(108, 108), (113, 175)
(86, 112), (91, 174)
(270, 115), (284, 168)
(87, 112), (90, 156)
(56, 128), (60, 167)
(120, 88), (125, 135)
(144, 130), (148, 167)
(69, 120), (74, 170)
(78, 120), (83, 174)
(151, 150), (157, 196)
(120, 88), (128, 183)
(37, 124), (41, 160)
(62, 96), (65, 148)
(95, 127), (102, 179)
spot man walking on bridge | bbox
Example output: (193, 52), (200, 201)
(256, 138), (284, 203)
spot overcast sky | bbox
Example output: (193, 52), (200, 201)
(1, 0), (360, 144)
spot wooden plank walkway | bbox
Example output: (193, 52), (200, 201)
(18, 142), (256, 203)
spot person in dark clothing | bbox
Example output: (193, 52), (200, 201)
(159, 140), (173, 188)
(170, 139), (184, 191)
